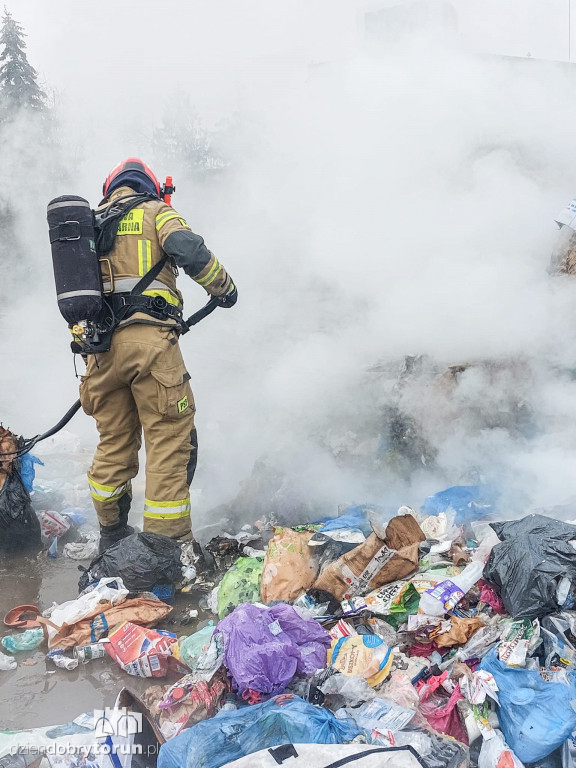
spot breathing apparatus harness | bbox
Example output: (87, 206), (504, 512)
(48, 179), (197, 356)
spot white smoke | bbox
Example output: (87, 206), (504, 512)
(4, 0), (576, 524)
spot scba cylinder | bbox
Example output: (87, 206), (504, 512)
(47, 195), (102, 325)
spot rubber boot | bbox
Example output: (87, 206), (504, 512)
(98, 493), (135, 554)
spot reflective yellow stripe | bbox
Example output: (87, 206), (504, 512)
(89, 479), (130, 503)
(142, 289), (180, 307)
(196, 258), (221, 287)
(144, 498), (191, 519)
(137, 240), (151, 276)
(144, 510), (191, 520)
(156, 212), (187, 231)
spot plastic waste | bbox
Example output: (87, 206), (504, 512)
(0, 650), (17, 670)
(46, 650), (79, 670)
(60, 508), (87, 526)
(218, 743), (430, 768)
(48, 537), (59, 558)
(328, 635), (394, 687)
(40, 509), (71, 539)
(418, 561), (483, 616)
(480, 647), (576, 763)
(0, 466), (42, 549)
(2, 627), (44, 652)
(217, 557), (263, 619)
(318, 507), (373, 535)
(45, 577), (129, 645)
(345, 697), (415, 735)
(319, 673), (376, 707)
(491, 513), (576, 542)
(483, 526), (576, 619)
(342, 580), (420, 629)
(78, 532), (182, 592)
(541, 612), (576, 668)
(216, 602), (331, 696)
(19, 453), (43, 493)
(157, 695), (361, 768)
(419, 676), (467, 744)
(422, 485), (498, 525)
(243, 545), (266, 558)
(179, 623), (215, 669)
(62, 532), (99, 560)
(478, 730), (524, 768)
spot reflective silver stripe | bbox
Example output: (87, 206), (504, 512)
(102, 277), (168, 292)
(144, 500), (191, 516)
(47, 200), (91, 211)
(57, 290), (101, 300)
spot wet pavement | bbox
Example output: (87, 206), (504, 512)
(0, 549), (208, 730)
(0, 438), (208, 731)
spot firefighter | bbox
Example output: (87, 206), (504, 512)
(80, 158), (237, 553)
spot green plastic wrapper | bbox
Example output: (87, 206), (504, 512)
(341, 580), (421, 629)
(217, 556), (264, 619)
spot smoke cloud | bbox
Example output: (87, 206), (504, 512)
(3, 0), (576, 526)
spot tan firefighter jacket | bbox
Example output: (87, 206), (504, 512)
(96, 186), (234, 328)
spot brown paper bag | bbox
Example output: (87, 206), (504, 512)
(313, 514), (425, 601)
(260, 527), (319, 603)
(43, 596), (173, 650)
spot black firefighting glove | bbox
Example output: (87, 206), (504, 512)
(217, 285), (238, 308)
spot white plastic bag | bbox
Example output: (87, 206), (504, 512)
(478, 731), (525, 768)
(45, 578), (128, 643)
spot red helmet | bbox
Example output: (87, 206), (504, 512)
(102, 157), (161, 198)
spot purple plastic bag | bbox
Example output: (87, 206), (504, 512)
(216, 602), (331, 696)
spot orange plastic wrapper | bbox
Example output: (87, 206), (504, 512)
(313, 514), (425, 601)
(43, 596), (173, 650)
(260, 527), (319, 603)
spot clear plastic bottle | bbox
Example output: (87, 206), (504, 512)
(418, 561), (484, 616)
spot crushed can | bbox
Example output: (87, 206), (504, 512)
(74, 642), (107, 663)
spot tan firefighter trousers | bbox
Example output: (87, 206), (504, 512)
(79, 323), (196, 539)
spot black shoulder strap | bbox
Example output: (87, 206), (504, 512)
(95, 193), (157, 255)
(129, 255), (169, 296)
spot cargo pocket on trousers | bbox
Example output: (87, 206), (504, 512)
(79, 375), (95, 416)
(150, 365), (195, 418)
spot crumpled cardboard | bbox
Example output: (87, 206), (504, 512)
(313, 514), (425, 601)
(42, 596), (173, 650)
(430, 616), (485, 648)
(260, 527), (318, 603)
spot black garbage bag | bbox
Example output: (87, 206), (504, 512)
(484, 532), (576, 619)
(491, 513), (576, 542)
(0, 470), (42, 550)
(78, 532), (182, 592)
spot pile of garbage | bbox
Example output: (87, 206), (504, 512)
(2, 483), (576, 768)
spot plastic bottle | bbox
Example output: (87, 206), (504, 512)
(418, 561), (484, 617)
(1, 627), (44, 652)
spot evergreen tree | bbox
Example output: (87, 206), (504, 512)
(0, 8), (45, 112)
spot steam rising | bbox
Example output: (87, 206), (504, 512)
(3, 1), (576, 524)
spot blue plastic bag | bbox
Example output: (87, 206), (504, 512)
(479, 648), (576, 763)
(421, 485), (497, 525)
(19, 454), (43, 493)
(158, 695), (361, 768)
(318, 507), (374, 535)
